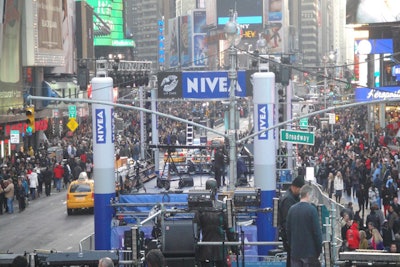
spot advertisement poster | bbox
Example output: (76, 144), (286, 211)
(38, 0), (63, 50)
(180, 15), (190, 67)
(193, 34), (207, 67)
(168, 17), (179, 68)
(266, 0), (283, 54)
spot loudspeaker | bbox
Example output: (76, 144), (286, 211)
(162, 220), (195, 257)
(178, 175), (194, 188)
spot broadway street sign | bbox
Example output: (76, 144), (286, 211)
(280, 129), (315, 145)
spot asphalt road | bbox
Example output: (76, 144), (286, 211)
(0, 188), (94, 254)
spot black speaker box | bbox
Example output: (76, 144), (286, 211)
(178, 175), (194, 188)
(162, 220), (195, 257)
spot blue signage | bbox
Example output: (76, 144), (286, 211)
(111, 108), (114, 144)
(257, 104), (268, 140)
(95, 109), (106, 144)
(182, 71), (248, 99)
(355, 87), (400, 102)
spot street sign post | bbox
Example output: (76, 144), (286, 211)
(280, 129), (315, 145)
(10, 130), (19, 144)
(67, 118), (79, 132)
(68, 105), (77, 119)
(299, 118), (308, 130)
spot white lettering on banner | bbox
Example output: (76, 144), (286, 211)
(258, 104), (268, 140)
(95, 109), (106, 144)
(366, 89), (400, 100)
(187, 77), (243, 94)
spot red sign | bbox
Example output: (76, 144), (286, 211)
(5, 119), (49, 135)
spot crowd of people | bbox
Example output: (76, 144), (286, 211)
(292, 105), (400, 254)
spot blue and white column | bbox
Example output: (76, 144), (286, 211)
(253, 72), (276, 255)
(91, 77), (115, 250)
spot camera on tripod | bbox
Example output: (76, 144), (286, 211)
(133, 160), (144, 170)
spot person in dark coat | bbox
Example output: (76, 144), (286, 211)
(42, 167), (53, 196)
(213, 148), (226, 188)
(278, 175), (305, 267)
(193, 179), (237, 267)
(286, 184), (322, 266)
(15, 178), (26, 212)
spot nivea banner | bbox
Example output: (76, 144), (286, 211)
(355, 87), (400, 102)
(158, 70), (253, 99)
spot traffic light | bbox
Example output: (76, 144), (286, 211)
(335, 114), (339, 123)
(277, 86), (285, 123)
(25, 106), (35, 134)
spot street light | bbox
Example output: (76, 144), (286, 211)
(224, 10), (240, 189)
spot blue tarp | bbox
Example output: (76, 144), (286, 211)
(117, 193), (192, 224)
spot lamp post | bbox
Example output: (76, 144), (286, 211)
(224, 10), (239, 189)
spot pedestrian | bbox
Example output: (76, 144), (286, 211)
(278, 175), (305, 267)
(213, 147), (226, 188)
(4, 178), (14, 214)
(42, 167), (53, 196)
(63, 161), (71, 188)
(98, 257), (114, 267)
(15, 178), (26, 212)
(53, 162), (64, 192)
(193, 179), (237, 267)
(0, 179), (4, 214)
(334, 171), (344, 203)
(11, 255), (28, 267)
(145, 249), (165, 267)
(327, 172), (335, 199)
(27, 168), (38, 200)
(344, 217), (360, 251)
(359, 230), (369, 249)
(236, 154), (248, 186)
(286, 184), (322, 267)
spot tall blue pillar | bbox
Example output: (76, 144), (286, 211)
(91, 77), (115, 250)
(253, 72), (276, 256)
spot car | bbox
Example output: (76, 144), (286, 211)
(66, 172), (94, 215)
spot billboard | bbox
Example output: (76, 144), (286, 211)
(264, 0), (283, 54)
(87, 0), (134, 47)
(216, 0), (263, 25)
(346, 0), (400, 24)
(52, 0), (76, 74)
(355, 87), (400, 102)
(168, 17), (180, 67)
(157, 70), (255, 99)
(180, 16), (190, 67)
(355, 39), (393, 54)
(192, 10), (207, 68)
(23, 0), (65, 66)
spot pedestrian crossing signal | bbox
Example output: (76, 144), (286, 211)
(26, 106), (35, 133)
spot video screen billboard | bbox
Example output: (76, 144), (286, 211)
(346, 0), (400, 24)
(216, 0), (263, 25)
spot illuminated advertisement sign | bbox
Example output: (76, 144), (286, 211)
(86, 0), (134, 47)
(346, 0), (400, 24)
(216, 0), (263, 25)
(192, 10), (207, 68)
(355, 39), (393, 54)
(355, 87), (400, 102)
(168, 17), (180, 67)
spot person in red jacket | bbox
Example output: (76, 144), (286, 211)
(53, 162), (64, 192)
(345, 220), (360, 251)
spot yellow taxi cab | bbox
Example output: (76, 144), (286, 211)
(66, 172), (94, 215)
